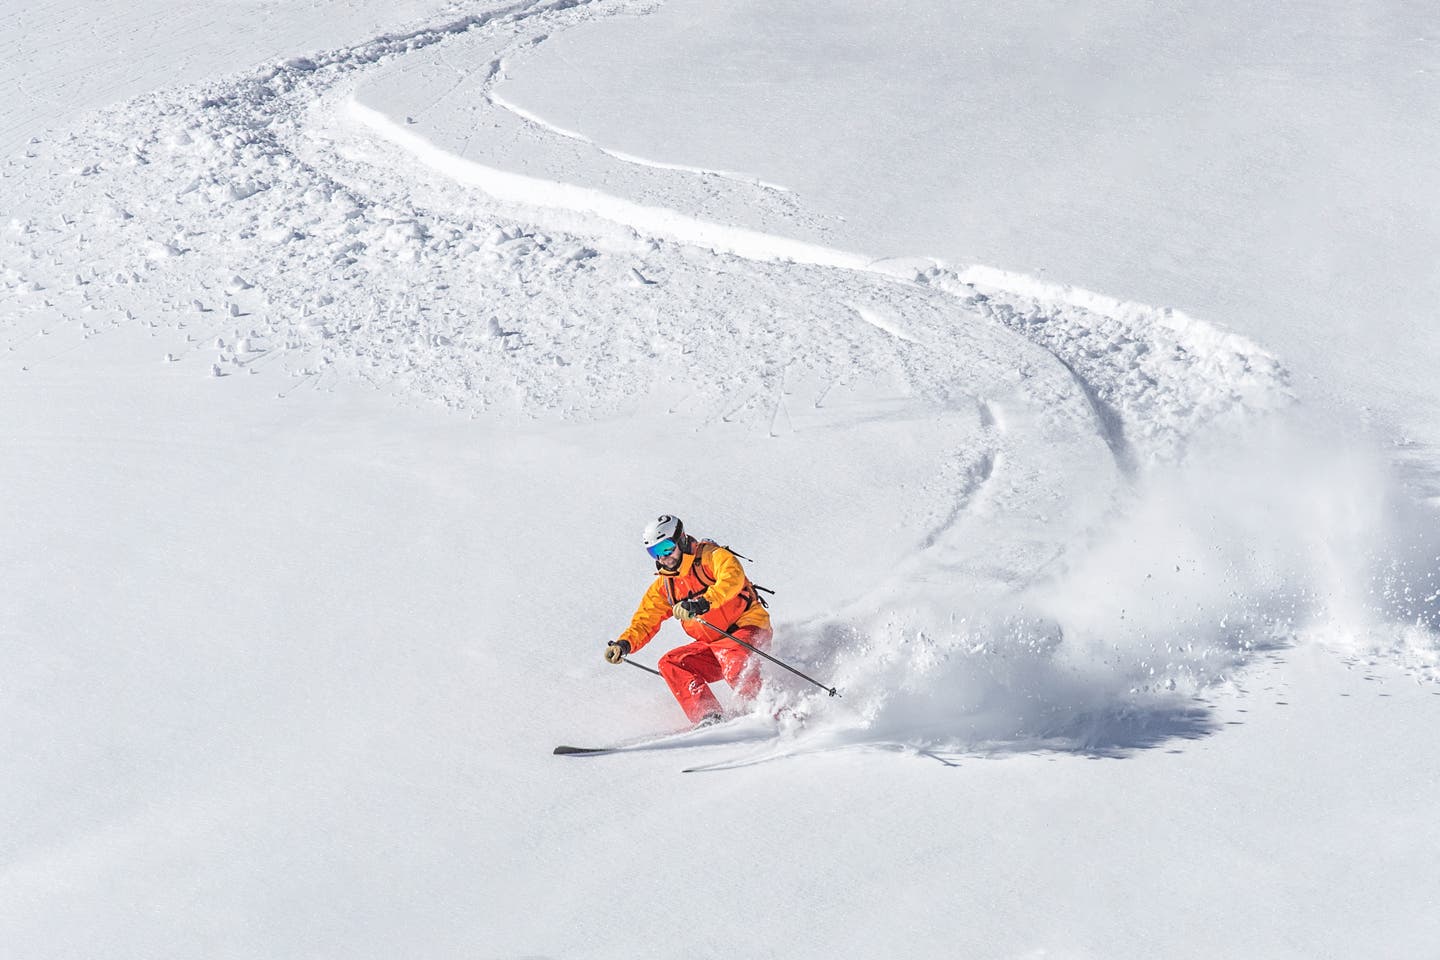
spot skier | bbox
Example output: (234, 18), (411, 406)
(606, 515), (772, 726)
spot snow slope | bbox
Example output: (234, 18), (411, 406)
(493, 0), (1440, 463)
(3, 0), (1439, 957)
(0, 0), (457, 154)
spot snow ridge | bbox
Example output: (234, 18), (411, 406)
(348, 97), (871, 272)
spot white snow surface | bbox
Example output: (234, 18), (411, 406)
(491, 0), (1440, 458)
(2, 1), (1439, 957)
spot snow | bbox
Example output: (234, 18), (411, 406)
(493, 0), (1440, 453)
(2, 0), (1438, 957)
(0, 0), (458, 155)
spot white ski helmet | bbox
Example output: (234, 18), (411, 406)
(642, 514), (684, 549)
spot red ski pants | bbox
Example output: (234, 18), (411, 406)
(657, 625), (772, 724)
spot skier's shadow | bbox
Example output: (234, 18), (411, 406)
(893, 701), (1221, 768)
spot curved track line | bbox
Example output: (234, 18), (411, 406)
(489, 83), (793, 192)
(343, 2), (1289, 474)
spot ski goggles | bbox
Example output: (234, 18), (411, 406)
(647, 538), (680, 559)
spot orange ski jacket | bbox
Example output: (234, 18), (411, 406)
(618, 541), (771, 653)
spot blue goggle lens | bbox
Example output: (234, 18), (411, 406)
(647, 538), (679, 559)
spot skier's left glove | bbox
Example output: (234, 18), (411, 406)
(604, 640), (631, 664)
(673, 596), (711, 622)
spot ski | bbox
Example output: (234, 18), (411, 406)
(552, 728), (695, 756)
(552, 713), (780, 758)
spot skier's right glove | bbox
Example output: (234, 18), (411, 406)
(604, 640), (631, 664)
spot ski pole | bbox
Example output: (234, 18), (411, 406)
(623, 657), (663, 678)
(696, 617), (839, 697)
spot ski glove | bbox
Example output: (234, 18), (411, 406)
(673, 596), (711, 622)
(604, 640), (631, 664)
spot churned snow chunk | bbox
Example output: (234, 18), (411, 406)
(146, 240), (182, 260)
(217, 180), (265, 204)
(382, 221), (425, 246)
(260, 226), (299, 244)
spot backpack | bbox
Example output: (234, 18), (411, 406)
(691, 538), (775, 608)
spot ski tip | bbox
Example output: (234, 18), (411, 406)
(553, 745), (606, 756)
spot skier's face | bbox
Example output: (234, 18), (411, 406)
(657, 547), (683, 571)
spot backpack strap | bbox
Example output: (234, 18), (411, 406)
(700, 541), (767, 612)
(677, 540), (774, 613)
(691, 541), (716, 589)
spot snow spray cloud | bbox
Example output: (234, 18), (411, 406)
(793, 411), (1440, 754)
(1039, 413), (1440, 669)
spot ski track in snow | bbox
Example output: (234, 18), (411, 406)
(0, 0), (1289, 459)
(4, 0), (1434, 755)
(487, 83), (794, 193)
